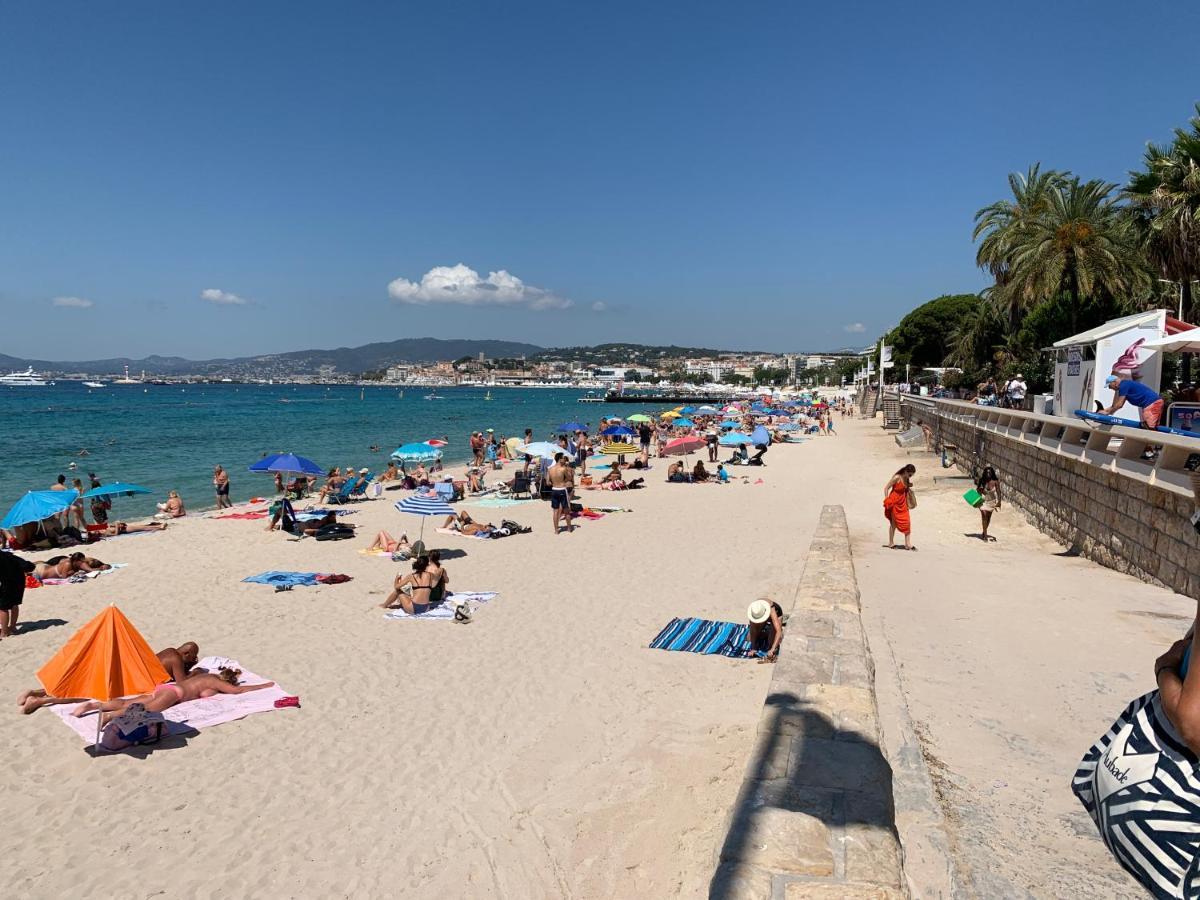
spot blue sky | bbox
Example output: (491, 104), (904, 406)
(2, 1), (1198, 359)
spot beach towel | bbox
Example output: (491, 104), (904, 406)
(435, 527), (492, 541)
(50, 657), (292, 745)
(585, 506), (629, 513)
(385, 591), (498, 620)
(649, 617), (751, 657)
(467, 496), (534, 509)
(214, 511), (269, 520)
(242, 571), (320, 587)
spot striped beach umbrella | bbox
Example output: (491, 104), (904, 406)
(391, 442), (443, 464)
(395, 492), (457, 549)
(599, 442), (638, 455)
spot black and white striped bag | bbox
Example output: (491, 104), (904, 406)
(1073, 690), (1200, 898)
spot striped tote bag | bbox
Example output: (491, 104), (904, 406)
(1073, 690), (1200, 898)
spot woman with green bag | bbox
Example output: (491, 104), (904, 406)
(976, 466), (1001, 542)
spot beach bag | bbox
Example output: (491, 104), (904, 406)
(100, 703), (165, 751)
(314, 523), (354, 541)
(1072, 690), (1200, 897)
(963, 488), (983, 508)
(907, 489), (917, 509)
(580, 474), (593, 486)
(368, 482), (383, 499)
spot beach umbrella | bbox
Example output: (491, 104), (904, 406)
(425, 438), (449, 447)
(660, 411), (680, 419)
(694, 405), (719, 415)
(80, 482), (153, 499)
(600, 425), (635, 437)
(722, 406), (741, 415)
(719, 432), (750, 446)
(750, 426), (771, 445)
(672, 418), (695, 428)
(38, 604), (169, 749)
(557, 422), (588, 433)
(249, 453), (324, 476)
(395, 492), (457, 550)
(680, 406), (696, 414)
(627, 414), (651, 423)
(1, 490), (79, 530)
(599, 442), (638, 455)
(515, 441), (562, 460)
(391, 443), (443, 464)
(663, 436), (706, 455)
(719, 420), (742, 430)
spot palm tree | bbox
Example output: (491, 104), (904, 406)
(973, 164), (1067, 324)
(1125, 103), (1200, 323)
(1001, 177), (1151, 333)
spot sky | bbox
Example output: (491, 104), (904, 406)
(3, 1), (1199, 359)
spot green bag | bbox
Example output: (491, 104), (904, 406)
(962, 488), (983, 508)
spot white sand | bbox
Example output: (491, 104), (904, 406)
(1, 435), (847, 897)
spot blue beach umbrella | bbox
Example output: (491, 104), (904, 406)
(1, 490), (79, 530)
(81, 482), (153, 499)
(718, 420), (742, 430)
(390, 443), (443, 464)
(395, 492), (457, 547)
(679, 406), (696, 414)
(719, 432), (750, 447)
(600, 425), (635, 437)
(750, 426), (771, 445)
(672, 418), (695, 428)
(248, 453), (324, 476)
(557, 422), (588, 433)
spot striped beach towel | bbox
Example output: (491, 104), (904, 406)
(649, 617), (750, 657)
(1073, 690), (1200, 898)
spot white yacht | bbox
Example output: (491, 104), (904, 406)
(0, 367), (48, 386)
(82, 380), (106, 388)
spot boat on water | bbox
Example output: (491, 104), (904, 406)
(484, 390), (492, 401)
(0, 367), (48, 386)
(423, 393), (444, 400)
(577, 392), (604, 403)
(82, 381), (105, 388)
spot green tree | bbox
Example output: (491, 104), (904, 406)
(885, 293), (984, 370)
(1126, 103), (1200, 322)
(988, 176), (1151, 332)
(727, 373), (750, 386)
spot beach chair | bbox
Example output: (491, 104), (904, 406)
(346, 476), (371, 501)
(434, 481), (457, 504)
(506, 472), (533, 500)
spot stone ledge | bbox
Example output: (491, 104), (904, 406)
(710, 505), (902, 899)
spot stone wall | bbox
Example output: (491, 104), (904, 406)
(710, 505), (903, 899)
(902, 399), (1200, 600)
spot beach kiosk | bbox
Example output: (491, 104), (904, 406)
(1051, 309), (1193, 425)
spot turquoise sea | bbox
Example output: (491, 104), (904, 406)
(0, 384), (664, 518)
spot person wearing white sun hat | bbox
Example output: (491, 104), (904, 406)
(746, 598), (784, 663)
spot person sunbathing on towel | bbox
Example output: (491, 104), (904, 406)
(70, 667), (274, 725)
(266, 499), (343, 536)
(36, 552), (111, 580)
(102, 521), (168, 536)
(18, 640), (203, 714)
(442, 510), (493, 536)
(380, 555), (436, 613)
(367, 530), (410, 553)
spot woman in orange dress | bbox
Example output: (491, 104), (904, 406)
(883, 464), (916, 550)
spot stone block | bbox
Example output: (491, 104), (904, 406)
(773, 650), (835, 687)
(788, 737), (892, 794)
(803, 683), (878, 741)
(783, 882), (904, 899)
(709, 862), (772, 900)
(787, 610), (838, 638)
(744, 729), (793, 782)
(806, 636), (866, 658)
(832, 653), (873, 689)
(719, 805), (834, 877)
(843, 794), (902, 885)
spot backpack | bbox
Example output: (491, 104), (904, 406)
(314, 523), (355, 541)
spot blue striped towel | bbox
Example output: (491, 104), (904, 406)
(650, 617), (751, 657)
(242, 571), (320, 587)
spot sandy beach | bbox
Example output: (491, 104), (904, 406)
(1, 431), (841, 898)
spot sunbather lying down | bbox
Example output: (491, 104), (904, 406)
(70, 668), (275, 726)
(443, 511), (495, 536)
(367, 530), (410, 553)
(104, 521), (168, 535)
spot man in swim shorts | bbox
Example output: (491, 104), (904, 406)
(547, 452), (575, 535)
(1103, 374), (1165, 429)
(0, 551), (35, 638)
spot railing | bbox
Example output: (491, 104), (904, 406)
(901, 397), (1200, 501)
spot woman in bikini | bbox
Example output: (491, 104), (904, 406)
(367, 530), (410, 554)
(426, 550), (449, 606)
(70, 667), (274, 726)
(103, 520), (168, 536)
(381, 556), (436, 613)
(443, 511), (493, 536)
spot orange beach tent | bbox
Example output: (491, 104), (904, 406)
(38, 604), (168, 702)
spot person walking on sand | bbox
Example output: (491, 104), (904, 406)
(883, 464), (916, 550)
(213, 465), (232, 509)
(976, 466), (1002, 542)
(547, 452), (575, 534)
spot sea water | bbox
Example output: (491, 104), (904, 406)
(0, 384), (658, 518)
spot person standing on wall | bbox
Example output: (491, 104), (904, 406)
(1102, 374), (1165, 429)
(1007, 373), (1027, 410)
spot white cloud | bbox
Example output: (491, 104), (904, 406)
(201, 288), (248, 306)
(387, 264), (571, 310)
(591, 301), (608, 312)
(51, 296), (93, 309)
(843, 322), (866, 333)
